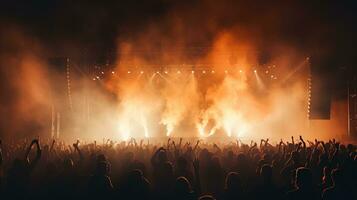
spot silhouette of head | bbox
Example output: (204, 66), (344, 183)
(236, 153), (247, 165)
(157, 149), (167, 163)
(97, 154), (107, 163)
(295, 167), (313, 189)
(162, 161), (173, 176)
(177, 156), (188, 170)
(199, 195), (216, 200)
(227, 150), (234, 159)
(211, 156), (221, 168)
(225, 172), (242, 190)
(263, 153), (271, 162)
(96, 161), (110, 176)
(174, 176), (192, 194)
(124, 152), (134, 162)
(128, 169), (144, 185)
(260, 164), (272, 183)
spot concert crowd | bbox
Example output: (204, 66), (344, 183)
(0, 136), (355, 200)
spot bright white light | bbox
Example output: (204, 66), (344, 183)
(197, 123), (216, 138)
(191, 70), (195, 74)
(202, 70), (206, 74)
(101, 71), (104, 74)
(140, 71), (144, 74)
(118, 123), (130, 142)
(111, 71), (115, 74)
(164, 71), (168, 74)
(127, 71), (131, 74)
(239, 70), (243, 73)
(156, 71), (160, 74)
(254, 70), (257, 73)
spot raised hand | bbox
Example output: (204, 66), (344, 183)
(299, 135), (306, 148)
(265, 138), (269, 146)
(31, 139), (39, 145)
(26, 138), (42, 167)
(73, 140), (80, 148)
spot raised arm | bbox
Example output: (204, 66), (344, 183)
(213, 143), (222, 154)
(291, 136), (295, 145)
(151, 147), (164, 166)
(299, 136), (306, 149)
(247, 142), (257, 157)
(50, 139), (56, 153)
(167, 138), (171, 150)
(73, 140), (84, 162)
(259, 139), (264, 149)
(320, 141), (328, 156)
(330, 142), (340, 166)
(278, 139), (284, 154)
(193, 140), (200, 152)
(25, 139), (42, 170)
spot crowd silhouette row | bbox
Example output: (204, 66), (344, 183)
(0, 136), (356, 200)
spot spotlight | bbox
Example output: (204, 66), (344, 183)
(254, 70), (257, 73)
(239, 70), (243, 73)
(127, 71), (131, 74)
(177, 70), (181, 74)
(140, 71), (144, 74)
(92, 78), (96, 81)
(224, 70), (228, 74)
(265, 70), (269, 74)
(211, 70), (215, 73)
(101, 71), (104, 74)
(202, 70), (206, 74)
(191, 70), (195, 74)
(156, 71), (160, 74)
(111, 71), (115, 74)
(96, 76), (100, 79)
(270, 75), (274, 79)
(164, 71), (168, 74)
